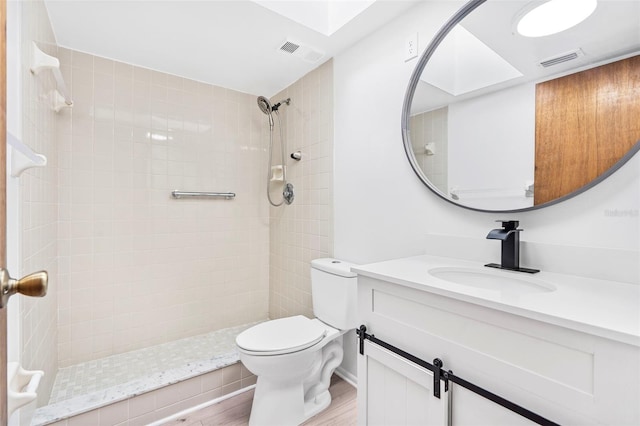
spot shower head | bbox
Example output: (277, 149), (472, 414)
(257, 96), (291, 114)
(257, 96), (274, 128)
(257, 96), (272, 115)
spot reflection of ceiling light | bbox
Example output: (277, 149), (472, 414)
(147, 132), (173, 142)
(516, 0), (597, 37)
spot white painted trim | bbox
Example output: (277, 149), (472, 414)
(147, 385), (256, 426)
(335, 367), (357, 388)
(6, 4), (24, 426)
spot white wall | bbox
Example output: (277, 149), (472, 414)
(333, 1), (639, 265)
(448, 82), (534, 210)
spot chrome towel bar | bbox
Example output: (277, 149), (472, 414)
(171, 191), (236, 200)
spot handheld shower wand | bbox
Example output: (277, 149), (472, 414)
(257, 96), (294, 206)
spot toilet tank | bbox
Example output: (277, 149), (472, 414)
(311, 258), (358, 330)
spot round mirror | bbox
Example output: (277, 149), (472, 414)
(402, 0), (640, 212)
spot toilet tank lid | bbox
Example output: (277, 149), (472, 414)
(311, 258), (358, 278)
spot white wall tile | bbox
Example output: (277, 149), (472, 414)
(269, 60), (334, 320)
(54, 52), (270, 366)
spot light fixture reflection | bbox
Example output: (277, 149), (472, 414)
(146, 132), (173, 142)
(517, 0), (598, 37)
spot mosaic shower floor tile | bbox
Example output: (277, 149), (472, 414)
(33, 322), (259, 425)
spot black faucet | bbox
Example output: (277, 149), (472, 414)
(485, 220), (539, 273)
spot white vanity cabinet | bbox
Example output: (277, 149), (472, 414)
(358, 339), (449, 425)
(354, 257), (640, 426)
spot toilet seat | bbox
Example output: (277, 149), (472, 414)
(236, 316), (328, 355)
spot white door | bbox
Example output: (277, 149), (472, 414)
(358, 340), (449, 426)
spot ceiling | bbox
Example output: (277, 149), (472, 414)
(44, 0), (420, 97)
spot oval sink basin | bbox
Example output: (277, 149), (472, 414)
(428, 267), (556, 295)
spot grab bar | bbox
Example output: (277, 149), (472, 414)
(171, 191), (236, 200)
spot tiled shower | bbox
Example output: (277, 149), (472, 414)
(14, 0), (334, 423)
(55, 48), (270, 367)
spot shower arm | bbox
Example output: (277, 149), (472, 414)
(270, 98), (291, 112)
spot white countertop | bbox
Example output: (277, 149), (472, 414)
(352, 255), (640, 347)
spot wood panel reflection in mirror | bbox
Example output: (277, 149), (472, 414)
(535, 55), (640, 205)
(403, 0), (640, 213)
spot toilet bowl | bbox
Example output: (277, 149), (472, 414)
(236, 258), (357, 425)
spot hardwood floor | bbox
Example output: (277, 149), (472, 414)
(162, 375), (357, 426)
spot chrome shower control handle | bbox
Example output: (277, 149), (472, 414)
(0, 269), (48, 308)
(283, 183), (295, 205)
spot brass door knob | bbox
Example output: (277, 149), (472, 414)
(0, 269), (48, 308)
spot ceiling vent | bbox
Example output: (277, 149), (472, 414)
(279, 41), (300, 54)
(278, 39), (324, 63)
(539, 49), (584, 68)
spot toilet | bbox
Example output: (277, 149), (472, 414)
(235, 258), (357, 425)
